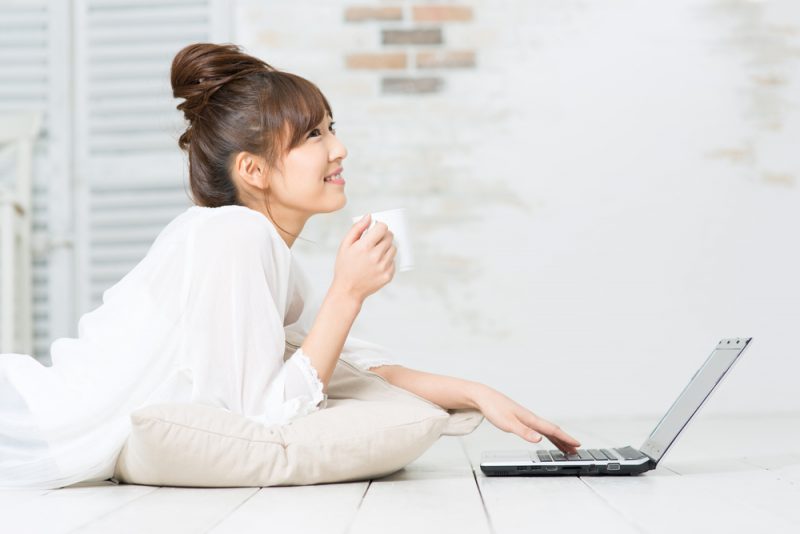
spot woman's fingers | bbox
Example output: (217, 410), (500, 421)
(549, 436), (579, 455)
(548, 426), (581, 447)
(516, 409), (559, 437)
(515, 409), (581, 451)
(510, 419), (543, 443)
(521, 426), (577, 455)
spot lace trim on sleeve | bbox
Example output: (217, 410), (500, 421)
(287, 348), (328, 410)
(340, 355), (396, 373)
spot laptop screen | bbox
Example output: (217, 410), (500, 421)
(639, 337), (752, 464)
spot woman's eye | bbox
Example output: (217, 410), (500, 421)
(308, 123), (336, 138)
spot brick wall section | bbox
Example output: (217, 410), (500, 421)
(343, 3), (476, 95)
(412, 5), (473, 22)
(347, 52), (407, 69)
(382, 77), (443, 94)
(345, 6), (403, 21)
(417, 50), (475, 69)
(382, 28), (443, 45)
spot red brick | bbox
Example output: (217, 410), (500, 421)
(417, 50), (476, 68)
(412, 5), (473, 22)
(346, 52), (407, 69)
(345, 6), (403, 22)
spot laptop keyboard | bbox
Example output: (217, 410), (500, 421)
(537, 446), (647, 462)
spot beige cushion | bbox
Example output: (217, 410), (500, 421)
(113, 358), (484, 487)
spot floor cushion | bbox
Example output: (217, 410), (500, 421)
(113, 358), (484, 487)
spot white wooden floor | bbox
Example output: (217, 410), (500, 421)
(3, 412), (799, 534)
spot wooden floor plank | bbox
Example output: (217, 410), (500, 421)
(741, 453), (800, 484)
(2, 483), (158, 534)
(72, 486), (259, 534)
(659, 458), (800, 528)
(0, 488), (52, 509)
(583, 470), (798, 533)
(208, 481), (368, 534)
(348, 436), (491, 534)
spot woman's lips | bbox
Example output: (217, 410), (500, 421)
(324, 175), (345, 185)
(324, 167), (343, 179)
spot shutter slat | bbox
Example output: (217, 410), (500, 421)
(91, 116), (180, 133)
(92, 206), (188, 228)
(91, 189), (189, 208)
(89, 27), (207, 44)
(88, 62), (171, 79)
(87, 5), (206, 26)
(0, 48), (47, 62)
(88, 41), (205, 61)
(0, 84), (48, 98)
(0, 66), (48, 80)
(0, 30), (48, 46)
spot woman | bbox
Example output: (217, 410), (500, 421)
(0, 43), (579, 489)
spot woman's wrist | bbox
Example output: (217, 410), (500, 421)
(466, 382), (493, 411)
(326, 284), (364, 313)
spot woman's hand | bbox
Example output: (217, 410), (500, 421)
(332, 214), (397, 303)
(474, 386), (581, 455)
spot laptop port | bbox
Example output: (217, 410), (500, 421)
(607, 463), (620, 471)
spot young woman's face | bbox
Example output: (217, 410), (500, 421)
(269, 113), (348, 215)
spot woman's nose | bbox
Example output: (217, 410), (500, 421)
(330, 137), (347, 161)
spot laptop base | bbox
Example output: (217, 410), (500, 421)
(481, 461), (654, 476)
(480, 445), (656, 476)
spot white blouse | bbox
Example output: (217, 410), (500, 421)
(0, 204), (397, 489)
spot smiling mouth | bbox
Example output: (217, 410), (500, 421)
(324, 172), (345, 184)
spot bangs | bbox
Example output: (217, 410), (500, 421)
(260, 71), (333, 160)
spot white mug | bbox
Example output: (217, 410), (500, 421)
(352, 208), (415, 272)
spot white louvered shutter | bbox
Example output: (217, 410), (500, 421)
(73, 0), (230, 317)
(0, 0), (71, 363)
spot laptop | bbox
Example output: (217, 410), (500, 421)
(480, 337), (752, 476)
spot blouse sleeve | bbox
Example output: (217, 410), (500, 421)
(340, 335), (399, 372)
(181, 213), (325, 426)
(283, 256), (400, 375)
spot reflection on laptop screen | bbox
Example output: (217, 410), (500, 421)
(639, 338), (752, 463)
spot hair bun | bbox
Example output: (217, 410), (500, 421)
(171, 43), (272, 124)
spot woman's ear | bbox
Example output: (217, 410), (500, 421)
(233, 151), (269, 190)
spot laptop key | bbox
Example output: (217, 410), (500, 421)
(578, 449), (594, 461)
(550, 450), (566, 461)
(565, 453), (581, 461)
(537, 451), (553, 462)
(600, 449), (618, 461)
(588, 449), (608, 461)
(614, 446), (647, 460)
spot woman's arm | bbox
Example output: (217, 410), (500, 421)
(367, 365), (486, 410)
(301, 287), (363, 394)
(369, 364), (582, 454)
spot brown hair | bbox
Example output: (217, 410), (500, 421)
(171, 42), (333, 241)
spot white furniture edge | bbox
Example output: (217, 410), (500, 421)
(0, 111), (43, 354)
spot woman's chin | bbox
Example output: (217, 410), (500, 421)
(317, 196), (347, 214)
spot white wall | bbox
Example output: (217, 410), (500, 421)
(236, 0), (800, 419)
